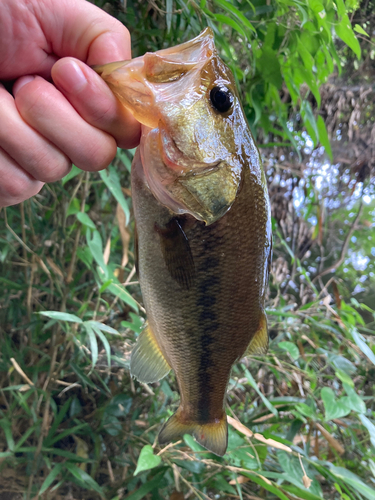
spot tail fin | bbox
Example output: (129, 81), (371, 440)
(158, 408), (228, 456)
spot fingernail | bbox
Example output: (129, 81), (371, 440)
(13, 75), (35, 95)
(55, 60), (88, 94)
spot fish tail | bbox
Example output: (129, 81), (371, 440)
(158, 408), (228, 456)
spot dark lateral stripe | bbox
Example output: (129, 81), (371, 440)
(196, 254), (221, 422)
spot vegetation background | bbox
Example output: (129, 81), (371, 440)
(1, 0), (375, 499)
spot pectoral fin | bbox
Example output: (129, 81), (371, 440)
(244, 310), (269, 356)
(130, 324), (171, 383)
(155, 217), (195, 290)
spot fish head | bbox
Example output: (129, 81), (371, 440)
(94, 28), (257, 225)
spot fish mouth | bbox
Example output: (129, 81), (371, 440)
(142, 125), (239, 225)
(159, 124), (220, 178)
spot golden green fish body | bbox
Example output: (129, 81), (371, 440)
(94, 29), (271, 456)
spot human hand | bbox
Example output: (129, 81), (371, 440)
(0, 0), (141, 207)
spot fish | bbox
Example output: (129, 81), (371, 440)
(93, 28), (272, 456)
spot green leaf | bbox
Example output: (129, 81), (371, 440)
(40, 448), (90, 461)
(61, 164), (81, 186)
(212, 475), (237, 495)
(317, 115), (333, 160)
(243, 368), (278, 416)
(86, 229), (108, 278)
(0, 418), (15, 451)
(65, 463), (104, 495)
(335, 369), (354, 387)
(76, 212), (96, 229)
(134, 445), (162, 476)
(66, 197), (81, 216)
(301, 100), (319, 143)
(107, 283), (138, 312)
(213, 0), (255, 34)
(39, 311), (82, 323)
(335, 0), (346, 16)
(99, 279), (113, 293)
(173, 459), (205, 474)
(77, 247), (93, 269)
(125, 471), (165, 500)
(277, 450), (322, 497)
(295, 403), (315, 419)
(85, 323), (98, 370)
(70, 363), (105, 392)
(14, 423), (39, 451)
(298, 39), (314, 72)
(282, 484), (324, 500)
(39, 464), (63, 495)
(296, 67), (321, 107)
(359, 414), (375, 447)
(278, 341), (299, 360)
(46, 423), (88, 447)
(354, 24), (369, 36)
(321, 387), (351, 420)
(241, 473), (290, 500)
(213, 13), (246, 39)
(166, 0), (172, 32)
(330, 465), (375, 499)
(100, 165), (130, 225)
(91, 324), (112, 368)
(0, 277), (25, 290)
(258, 47), (282, 88)
(335, 15), (361, 59)
(87, 321), (119, 335)
(342, 383), (366, 414)
(184, 434), (210, 454)
(350, 327), (375, 365)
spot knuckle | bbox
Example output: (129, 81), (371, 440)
(15, 80), (50, 118)
(77, 139), (116, 171)
(88, 100), (114, 126)
(0, 174), (40, 205)
(31, 149), (71, 183)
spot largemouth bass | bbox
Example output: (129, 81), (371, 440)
(94, 28), (272, 456)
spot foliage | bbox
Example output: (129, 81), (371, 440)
(1, 1), (375, 499)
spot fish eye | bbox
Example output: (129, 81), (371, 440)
(210, 86), (233, 113)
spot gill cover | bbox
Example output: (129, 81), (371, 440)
(94, 29), (245, 225)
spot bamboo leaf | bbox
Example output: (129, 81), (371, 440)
(39, 311), (82, 323)
(100, 165), (130, 225)
(39, 464), (63, 495)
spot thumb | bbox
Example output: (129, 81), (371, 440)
(52, 57), (141, 149)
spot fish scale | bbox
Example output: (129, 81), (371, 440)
(94, 28), (271, 456)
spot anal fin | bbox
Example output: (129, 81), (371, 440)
(158, 408), (228, 456)
(244, 310), (269, 356)
(130, 323), (171, 383)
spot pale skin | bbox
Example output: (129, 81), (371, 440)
(0, 0), (141, 207)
